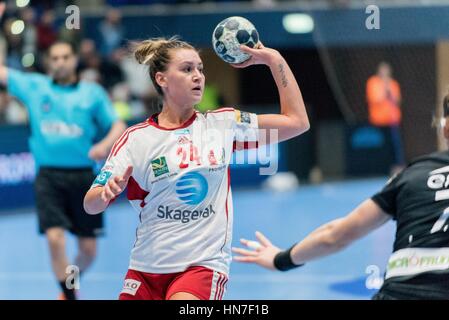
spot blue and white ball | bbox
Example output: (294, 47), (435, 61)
(212, 16), (260, 64)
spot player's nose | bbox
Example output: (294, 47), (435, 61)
(192, 74), (201, 83)
(193, 68), (203, 79)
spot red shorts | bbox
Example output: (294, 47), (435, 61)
(119, 266), (228, 300)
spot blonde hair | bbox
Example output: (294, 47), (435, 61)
(133, 36), (196, 96)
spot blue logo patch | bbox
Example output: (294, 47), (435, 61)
(175, 172), (208, 205)
(94, 170), (112, 186)
(174, 128), (191, 136)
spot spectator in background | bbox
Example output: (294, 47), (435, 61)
(111, 82), (132, 121)
(78, 38), (97, 65)
(58, 18), (83, 51)
(20, 7), (37, 58)
(0, 90), (6, 124)
(366, 61), (404, 173)
(141, 87), (161, 117)
(98, 8), (124, 58)
(79, 68), (101, 83)
(3, 17), (23, 70)
(37, 10), (57, 51)
(252, 0), (276, 8)
(112, 47), (154, 99)
(106, 0), (152, 5)
(196, 84), (224, 113)
(78, 39), (124, 90)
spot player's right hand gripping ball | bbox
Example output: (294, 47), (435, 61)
(212, 16), (260, 64)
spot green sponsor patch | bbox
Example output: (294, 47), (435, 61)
(94, 170), (112, 186)
(151, 156), (169, 177)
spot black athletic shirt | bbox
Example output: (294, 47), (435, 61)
(371, 150), (449, 299)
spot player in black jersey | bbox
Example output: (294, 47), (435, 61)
(232, 96), (449, 300)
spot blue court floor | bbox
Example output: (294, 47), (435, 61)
(0, 177), (395, 300)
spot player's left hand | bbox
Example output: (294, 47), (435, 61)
(88, 143), (110, 161)
(231, 42), (282, 69)
(232, 231), (282, 270)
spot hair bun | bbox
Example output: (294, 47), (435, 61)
(134, 39), (168, 65)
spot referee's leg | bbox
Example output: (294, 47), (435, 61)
(74, 237), (97, 275)
(35, 168), (78, 299)
(71, 169), (103, 276)
(46, 227), (70, 281)
(45, 227), (77, 299)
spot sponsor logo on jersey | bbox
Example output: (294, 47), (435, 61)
(152, 172), (178, 184)
(207, 148), (226, 167)
(157, 204), (216, 224)
(209, 165), (226, 173)
(41, 102), (51, 113)
(151, 156), (169, 177)
(121, 279), (141, 296)
(40, 120), (83, 137)
(174, 128), (191, 135)
(220, 147), (226, 164)
(235, 110), (251, 124)
(175, 171), (208, 205)
(385, 248), (449, 279)
(429, 166), (449, 175)
(208, 149), (218, 165)
(93, 170), (112, 186)
(177, 135), (191, 145)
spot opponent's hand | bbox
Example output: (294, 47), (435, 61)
(231, 42), (282, 69)
(101, 166), (133, 203)
(232, 231), (282, 270)
(88, 142), (110, 161)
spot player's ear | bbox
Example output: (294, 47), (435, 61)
(155, 71), (167, 90)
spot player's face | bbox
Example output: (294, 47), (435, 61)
(158, 49), (205, 107)
(48, 44), (77, 82)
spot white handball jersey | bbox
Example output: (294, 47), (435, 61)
(92, 108), (258, 275)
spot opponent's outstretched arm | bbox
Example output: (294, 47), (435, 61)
(233, 199), (391, 270)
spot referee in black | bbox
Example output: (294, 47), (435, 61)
(233, 95), (449, 300)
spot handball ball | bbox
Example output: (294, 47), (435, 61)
(212, 16), (260, 64)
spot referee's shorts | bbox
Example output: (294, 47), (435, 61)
(34, 167), (104, 238)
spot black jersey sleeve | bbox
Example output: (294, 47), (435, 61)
(371, 171), (404, 219)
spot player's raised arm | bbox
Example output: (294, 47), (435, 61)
(84, 165), (133, 215)
(232, 43), (310, 143)
(233, 199), (391, 270)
